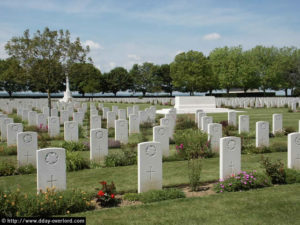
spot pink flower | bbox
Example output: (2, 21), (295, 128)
(244, 182), (247, 184)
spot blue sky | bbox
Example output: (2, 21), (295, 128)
(0, 0), (299, 72)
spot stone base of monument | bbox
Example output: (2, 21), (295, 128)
(156, 96), (242, 114)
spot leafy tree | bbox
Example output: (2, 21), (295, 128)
(155, 64), (174, 96)
(129, 62), (160, 96)
(0, 58), (24, 97)
(209, 46), (242, 94)
(69, 63), (101, 96)
(250, 46), (280, 94)
(170, 51), (211, 95)
(5, 27), (89, 112)
(239, 50), (261, 93)
(106, 67), (131, 96)
(276, 47), (300, 96)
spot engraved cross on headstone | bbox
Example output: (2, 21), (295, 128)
(47, 175), (57, 188)
(24, 152), (32, 163)
(146, 166), (156, 180)
(296, 153), (300, 161)
(229, 161), (235, 175)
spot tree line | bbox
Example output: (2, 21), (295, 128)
(1, 28), (300, 108)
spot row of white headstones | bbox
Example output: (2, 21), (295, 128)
(1, 105), (300, 194)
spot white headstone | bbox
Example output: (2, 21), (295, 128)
(195, 109), (204, 123)
(228, 111), (236, 127)
(138, 142), (162, 193)
(107, 111), (116, 129)
(28, 111), (37, 126)
(7, 123), (23, 146)
(153, 126), (169, 157)
(37, 148), (66, 191)
(60, 110), (69, 125)
(43, 107), (49, 117)
(90, 128), (108, 162)
(115, 119), (128, 144)
(208, 123), (222, 153)
(112, 106), (118, 114)
(48, 116), (60, 138)
(37, 113), (47, 129)
(22, 109), (29, 121)
(51, 108), (58, 117)
(1, 117), (13, 141)
(201, 116), (213, 133)
(102, 107), (109, 119)
(127, 106), (133, 118)
(17, 132), (38, 167)
(220, 137), (241, 180)
(118, 109), (126, 120)
(129, 114), (140, 134)
(64, 121), (78, 142)
(272, 114), (282, 134)
(197, 112), (206, 129)
(256, 121), (269, 147)
(288, 132), (300, 170)
(133, 105), (139, 115)
(238, 115), (249, 134)
(91, 115), (101, 129)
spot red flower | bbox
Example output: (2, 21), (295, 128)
(111, 194), (115, 199)
(98, 190), (105, 196)
(100, 181), (107, 185)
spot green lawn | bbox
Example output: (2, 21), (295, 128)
(72, 183), (300, 225)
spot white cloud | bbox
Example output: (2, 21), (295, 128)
(127, 54), (140, 61)
(84, 40), (103, 50)
(203, 33), (221, 41)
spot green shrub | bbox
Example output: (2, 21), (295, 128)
(61, 141), (89, 152)
(16, 164), (36, 175)
(174, 129), (212, 159)
(66, 151), (90, 171)
(0, 145), (17, 156)
(24, 125), (39, 132)
(214, 171), (272, 193)
(163, 154), (185, 162)
(188, 158), (202, 191)
(78, 125), (85, 138)
(175, 116), (197, 130)
(104, 146), (137, 167)
(285, 169), (300, 184)
(124, 189), (185, 203)
(270, 142), (287, 152)
(0, 161), (16, 176)
(284, 127), (296, 135)
(38, 134), (51, 148)
(0, 188), (95, 217)
(108, 128), (114, 137)
(140, 122), (153, 129)
(10, 114), (22, 124)
(260, 156), (286, 184)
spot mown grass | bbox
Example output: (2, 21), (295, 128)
(72, 183), (300, 225)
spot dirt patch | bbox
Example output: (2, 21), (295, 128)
(182, 183), (216, 198)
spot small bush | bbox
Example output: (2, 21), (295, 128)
(174, 129), (212, 159)
(285, 169), (300, 184)
(108, 128), (115, 137)
(66, 151), (90, 172)
(220, 120), (237, 136)
(284, 127), (296, 135)
(96, 181), (120, 207)
(214, 171), (272, 193)
(0, 145), (17, 156)
(78, 125), (85, 138)
(175, 116), (197, 130)
(38, 134), (51, 148)
(24, 125), (39, 132)
(0, 188), (95, 217)
(104, 146), (137, 167)
(188, 158), (202, 191)
(61, 141), (89, 152)
(260, 156), (286, 184)
(270, 142), (287, 152)
(16, 164), (36, 175)
(124, 189), (185, 203)
(0, 161), (16, 176)
(140, 122), (153, 129)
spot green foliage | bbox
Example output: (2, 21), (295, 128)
(78, 125), (85, 138)
(285, 169), (300, 184)
(16, 164), (36, 175)
(96, 181), (120, 207)
(38, 133), (51, 148)
(214, 171), (272, 193)
(284, 126), (296, 134)
(260, 157), (286, 184)
(0, 188), (95, 217)
(0, 161), (16, 176)
(66, 151), (90, 172)
(104, 146), (137, 167)
(0, 145), (17, 156)
(174, 129), (212, 159)
(170, 50), (212, 95)
(108, 128), (114, 137)
(175, 116), (197, 130)
(188, 158), (202, 191)
(104, 67), (131, 96)
(61, 141), (89, 152)
(124, 189), (185, 203)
